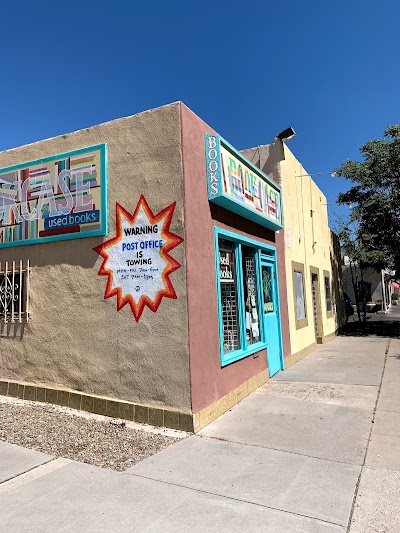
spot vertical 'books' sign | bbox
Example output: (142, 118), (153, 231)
(0, 144), (107, 247)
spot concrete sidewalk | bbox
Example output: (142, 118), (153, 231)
(1, 333), (399, 532)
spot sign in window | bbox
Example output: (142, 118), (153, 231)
(219, 239), (240, 354)
(262, 265), (274, 313)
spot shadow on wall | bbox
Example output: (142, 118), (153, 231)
(241, 140), (285, 188)
(330, 232), (346, 329)
(0, 320), (26, 341)
(0, 235), (104, 269)
(210, 204), (276, 242)
(261, 141), (285, 187)
(0, 236), (105, 342)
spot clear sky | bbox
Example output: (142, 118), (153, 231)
(0, 1), (398, 226)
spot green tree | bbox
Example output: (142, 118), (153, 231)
(336, 125), (400, 273)
(337, 221), (371, 323)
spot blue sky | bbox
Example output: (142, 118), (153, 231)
(0, 1), (398, 227)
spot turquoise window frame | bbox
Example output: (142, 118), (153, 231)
(215, 227), (277, 367)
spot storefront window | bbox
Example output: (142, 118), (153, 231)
(241, 246), (261, 345)
(218, 239), (240, 353)
(217, 233), (268, 365)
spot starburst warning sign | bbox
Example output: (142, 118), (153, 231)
(93, 196), (183, 321)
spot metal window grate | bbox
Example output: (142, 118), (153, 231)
(243, 249), (260, 344)
(245, 256), (256, 294)
(0, 260), (31, 324)
(221, 281), (239, 352)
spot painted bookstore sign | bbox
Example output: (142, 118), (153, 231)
(94, 196), (183, 321)
(0, 144), (107, 248)
(219, 249), (234, 283)
(205, 135), (283, 231)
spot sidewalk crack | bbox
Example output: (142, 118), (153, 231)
(346, 337), (391, 532)
(126, 471), (346, 530)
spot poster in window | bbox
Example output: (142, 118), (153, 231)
(262, 266), (274, 313)
(219, 249), (235, 283)
(242, 246), (260, 345)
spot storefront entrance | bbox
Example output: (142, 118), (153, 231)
(261, 258), (282, 377)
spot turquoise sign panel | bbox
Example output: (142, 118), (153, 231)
(0, 144), (107, 248)
(205, 134), (283, 231)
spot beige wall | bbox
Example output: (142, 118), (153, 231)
(0, 103), (192, 413)
(242, 141), (344, 356)
(280, 144), (339, 353)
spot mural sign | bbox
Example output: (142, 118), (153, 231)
(93, 196), (183, 321)
(0, 144), (107, 248)
(205, 134), (283, 231)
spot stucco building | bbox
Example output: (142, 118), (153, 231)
(242, 140), (345, 363)
(0, 102), (344, 431)
(342, 261), (394, 313)
(0, 102), (294, 431)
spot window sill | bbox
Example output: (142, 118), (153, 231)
(295, 317), (308, 330)
(221, 341), (267, 367)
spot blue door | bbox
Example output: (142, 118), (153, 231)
(261, 261), (282, 377)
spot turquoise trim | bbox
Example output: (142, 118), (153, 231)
(211, 195), (282, 232)
(215, 226), (283, 367)
(220, 137), (281, 195)
(260, 255), (285, 372)
(214, 230), (225, 358)
(0, 229), (107, 249)
(222, 341), (268, 367)
(236, 242), (246, 352)
(279, 185), (284, 227)
(255, 248), (265, 342)
(0, 144), (108, 248)
(0, 144), (106, 173)
(101, 144), (108, 236)
(274, 258), (285, 371)
(215, 227), (277, 252)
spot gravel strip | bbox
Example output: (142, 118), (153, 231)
(0, 400), (181, 471)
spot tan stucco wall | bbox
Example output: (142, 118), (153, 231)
(0, 103), (191, 413)
(230, 143), (346, 358)
(280, 144), (339, 353)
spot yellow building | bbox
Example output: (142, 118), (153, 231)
(242, 139), (345, 365)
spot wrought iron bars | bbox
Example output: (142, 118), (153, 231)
(0, 260), (30, 324)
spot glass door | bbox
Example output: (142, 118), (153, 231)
(261, 261), (282, 377)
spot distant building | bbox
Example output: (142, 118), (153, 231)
(342, 257), (394, 313)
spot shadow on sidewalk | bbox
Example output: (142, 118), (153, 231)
(339, 316), (400, 338)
